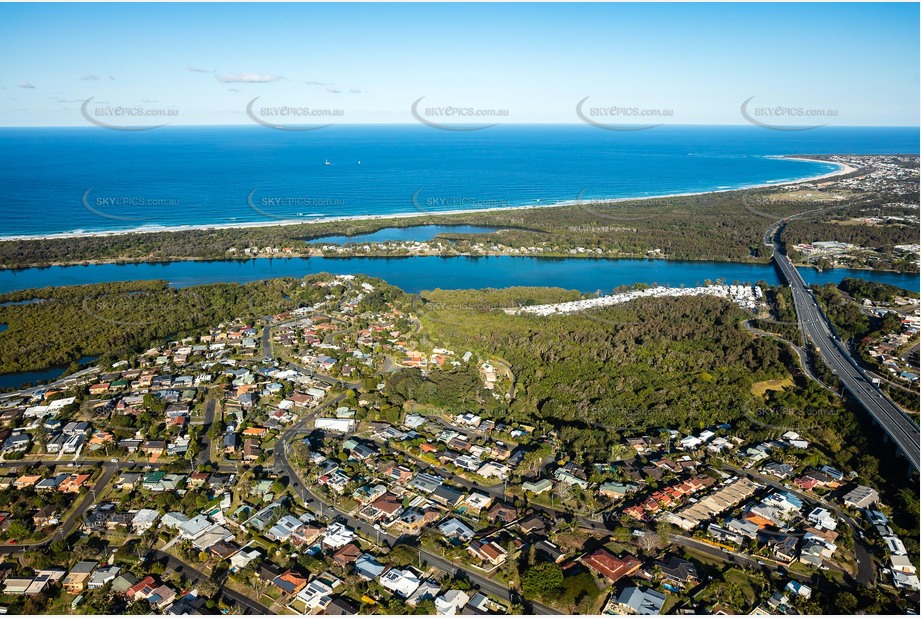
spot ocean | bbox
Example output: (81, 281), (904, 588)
(0, 124), (917, 238)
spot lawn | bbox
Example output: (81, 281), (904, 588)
(723, 567), (757, 599)
(661, 592), (683, 614)
(750, 376), (794, 397)
(681, 546), (731, 568)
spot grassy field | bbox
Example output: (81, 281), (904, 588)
(750, 376), (795, 397)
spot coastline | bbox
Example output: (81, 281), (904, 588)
(0, 156), (854, 243)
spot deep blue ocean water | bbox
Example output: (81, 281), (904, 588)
(1, 125), (917, 237)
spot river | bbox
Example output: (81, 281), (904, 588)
(0, 256), (916, 296)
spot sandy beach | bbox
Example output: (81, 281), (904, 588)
(0, 156), (856, 243)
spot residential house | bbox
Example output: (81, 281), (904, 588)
(609, 587), (667, 615)
(522, 479), (552, 495)
(331, 542), (362, 568)
(655, 556), (699, 588)
(274, 569), (309, 596)
(63, 561), (98, 594)
(243, 439), (261, 462)
(580, 548), (641, 583)
(379, 568), (421, 598)
(438, 518), (475, 541)
(354, 554), (387, 580)
(467, 540), (507, 567)
(132, 509), (160, 532)
(435, 590), (470, 616)
(486, 502), (517, 523)
(843, 485), (879, 509)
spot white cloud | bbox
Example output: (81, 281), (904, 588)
(215, 72), (282, 84)
(17, 81), (35, 89)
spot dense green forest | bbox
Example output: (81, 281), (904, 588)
(415, 288), (844, 443)
(837, 277), (920, 303)
(399, 286), (917, 548)
(0, 277), (331, 376)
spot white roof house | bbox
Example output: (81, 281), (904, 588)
(132, 509), (160, 532)
(178, 514), (212, 539)
(438, 518), (474, 541)
(230, 548), (261, 571)
(891, 555), (917, 575)
(88, 566), (121, 589)
(160, 512), (190, 529)
(314, 418), (357, 433)
(435, 590), (470, 615)
(379, 568), (421, 598)
(461, 492), (493, 512)
(406, 579), (442, 607)
(806, 507), (837, 531)
(404, 414), (427, 429)
(885, 537), (908, 557)
(893, 571), (921, 591)
(296, 578), (333, 610)
(267, 515), (304, 541)
(322, 522), (356, 549)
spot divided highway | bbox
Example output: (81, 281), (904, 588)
(767, 228), (920, 471)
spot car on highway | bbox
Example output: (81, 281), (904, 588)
(110, 458), (119, 463)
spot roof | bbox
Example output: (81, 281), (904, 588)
(69, 561), (99, 575)
(581, 548), (641, 582)
(656, 555), (699, 582)
(432, 483), (465, 505)
(379, 568), (421, 598)
(617, 586), (667, 615)
(326, 596), (359, 615)
(354, 553), (386, 580)
(178, 514), (212, 538)
(332, 542), (362, 565)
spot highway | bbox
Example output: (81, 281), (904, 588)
(767, 226), (920, 471)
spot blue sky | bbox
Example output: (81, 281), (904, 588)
(1, 2), (918, 126)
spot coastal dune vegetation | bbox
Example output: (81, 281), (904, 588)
(0, 186), (902, 269)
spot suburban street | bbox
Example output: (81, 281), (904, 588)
(272, 404), (561, 615)
(723, 464), (875, 585)
(152, 550), (271, 614)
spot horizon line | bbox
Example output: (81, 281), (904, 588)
(1, 122), (919, 130)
